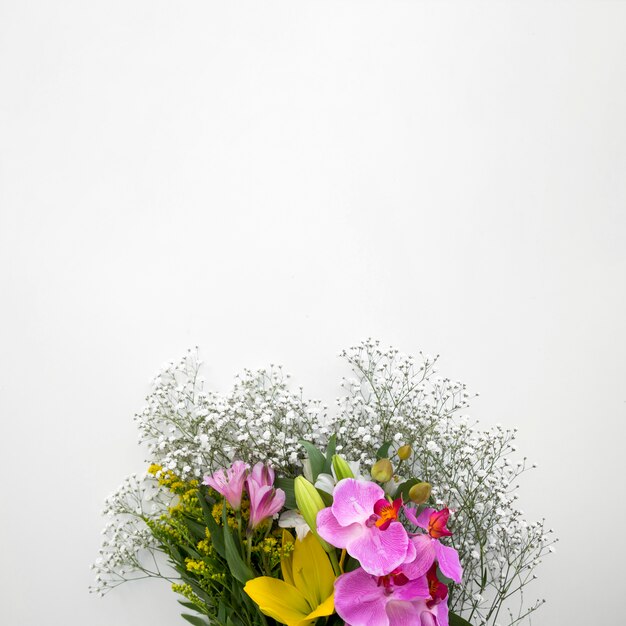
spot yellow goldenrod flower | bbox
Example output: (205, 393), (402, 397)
(244, 531), (335, 626)
(147, 463), (163, 475)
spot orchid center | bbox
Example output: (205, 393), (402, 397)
(427, 507), (453, 539)
(426, 563), (448, 607)
(373, 498), (402, 530)
(377, 568), (409, 595)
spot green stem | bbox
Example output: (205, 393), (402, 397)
(328, 550), (341, 577)
(246, 535), (253, 566)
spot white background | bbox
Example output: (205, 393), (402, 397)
(1, 1), (625, 625)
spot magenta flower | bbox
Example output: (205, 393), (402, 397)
(317, 478), (410, 576)
(409, 564), (451, 626)
(404, 507), (463, 584)
(334, 565), (430, 626)
(247, 464), (286, 529)
(202, 460), (249, 511)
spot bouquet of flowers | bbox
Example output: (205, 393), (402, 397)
(92, 340), (555, 626)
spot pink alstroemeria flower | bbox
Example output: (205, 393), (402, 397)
(334, 565), (430, 626)
(202, 461), (249, 511)
(247, 464), (285, 529)
(404, 507), (463, 584)
(317, 478), (410, 576)
(249, 462), (275, 487)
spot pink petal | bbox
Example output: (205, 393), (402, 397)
(267, 487), (286, 516)
(430, 508), (452, 538)
(317, 507), (364, 548)
(250, 462), (274, 487)
(202, 473), (224, 492)
(404, 537), (417, 563)
(247, 483), (285, 528)
(331, 479), (384, 526)
(391, 576), (430, 601)
(436, 600), (449, 626)
(402, 535), (436, 580)
(434, 542), (463, 584)
(374, 499), (392, 516)
(334, 568), (390, 626)
(415, 507), (436, 530)
(347, 521), (409, 576)
(420, 612), (438, 626)
(386, 600), (422, 626)
(404, 505), (419, 526)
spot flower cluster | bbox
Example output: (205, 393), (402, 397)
(203, 461), (285, 528)
(92, 341), (555, 626)
(328, 341), (556, 624)
(316, 478), (462, 625)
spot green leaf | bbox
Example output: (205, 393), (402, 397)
(218, 601), (228, 623)
(436, 565), (455, 586)
(299, 439), (326, 481)
(343, 555), (361, 572)
(449, 613), (474, 626)
(181, 614), (209, 626)
(376, 441), (392, 459)
(182, 515), (209, 542)
(275, 476), (297, 509)
(323, 434), (337, 474)
(183, 577), (215, 606)
(178, 600), (200, 611)
(319, 489), (333, 506)
(393, 478), (420, 501)
(197, 488), (226, 558)
(169, 544), (184, 563)
(222, 505), (255, 584)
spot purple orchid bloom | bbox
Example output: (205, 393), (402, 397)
(202, 460), (249, 511)
(334, 564), (430, 626)
(404, 507), (463, 584)
(246, 464), (285, 529)
(316, 478), (411, 576)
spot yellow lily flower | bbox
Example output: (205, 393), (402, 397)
(244, 530), (335, 626)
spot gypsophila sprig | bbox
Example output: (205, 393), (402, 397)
(93, 340), (555, 626)
(134, 349), (328, 479)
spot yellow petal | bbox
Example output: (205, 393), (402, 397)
(291, 533), (335, 608)
(244, 577), (310, 625)
(280, 529), (296, 587)
(297, 593), (335, 626)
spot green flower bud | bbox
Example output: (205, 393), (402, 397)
(397, 445), (413, 461)
(332, 454), (355, 481)
(294, 476), (333, 552)
(409, 481), (432, 504)
(371, 458), (394, 483)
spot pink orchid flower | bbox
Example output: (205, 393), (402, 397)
(410, 564), (451, 626)
(317, 478), (410, 576)
(202, 460), (249, 511)
(334, 564), (430, 626)
(246, 464), (285, 529)
(404, 507), (463, 584)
